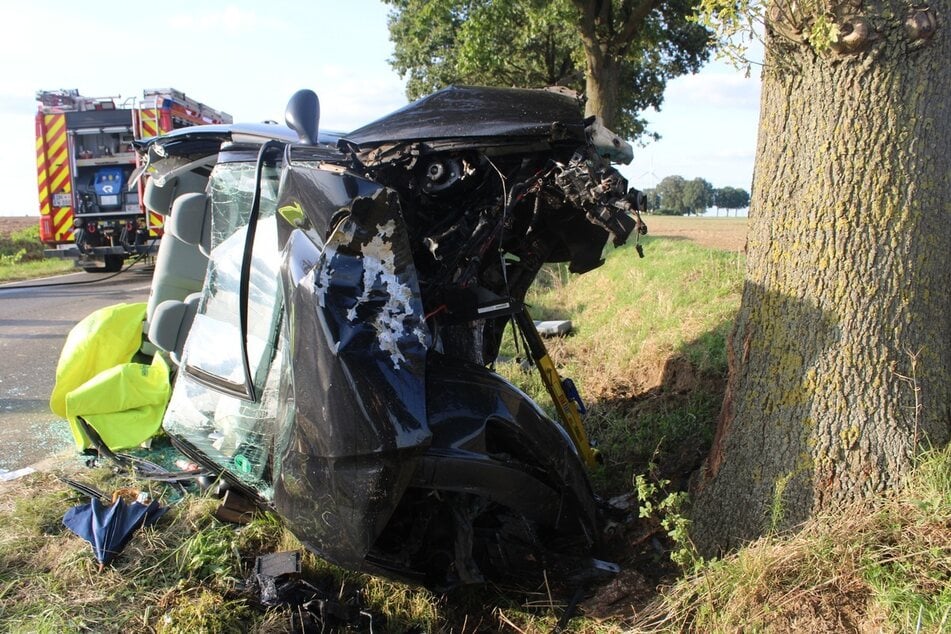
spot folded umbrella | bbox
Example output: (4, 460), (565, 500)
(63, 497), (168, 569)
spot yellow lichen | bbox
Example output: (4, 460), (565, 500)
(839, 425), (861, 448)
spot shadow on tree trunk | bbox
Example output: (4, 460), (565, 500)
(689, 281), (842, 557)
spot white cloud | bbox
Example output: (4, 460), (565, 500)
(314, 67), (408, 132)
(0, 93), (36, 116)
(0, 114), (43, 216)
(664, 72), (761, 110)
(712, 148), (756, 160)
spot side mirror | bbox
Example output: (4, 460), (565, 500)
(285, 89), (320, 145)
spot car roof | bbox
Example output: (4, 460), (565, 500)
(135, 122), (343, 150)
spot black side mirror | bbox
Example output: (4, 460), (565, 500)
(285, 89), (320, 145)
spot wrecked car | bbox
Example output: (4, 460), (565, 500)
(139, 86), (646, 589)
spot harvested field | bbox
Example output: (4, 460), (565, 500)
(0, 216), (37, 238)
(642, 215), (748, 252)
(3, 214), (749, 251)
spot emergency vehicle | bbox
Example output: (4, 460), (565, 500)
(35, 88), (231, 271)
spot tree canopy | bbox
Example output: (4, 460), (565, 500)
(651, 175), (716, 214)
(714, 186), (750, 211)
(384, 0), (712, 138)
(682, 177), (714, 214)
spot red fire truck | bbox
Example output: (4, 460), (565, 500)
(35, 88), (231, 271)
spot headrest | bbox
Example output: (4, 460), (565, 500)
(148, 293), (202, 365)
(168, 193), (210, 254)
(142, 170), (208, 216)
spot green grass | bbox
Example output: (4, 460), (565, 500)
(0, 469), (450, 632)
(0, 225), (74, 282)
(0, 259), (75, 283)
(7, 450), (943, 633)
(498, 236), (744, 492)
(516, 236), (742, 375)
(636, 445), (951, 633)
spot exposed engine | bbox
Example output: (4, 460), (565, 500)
(346, 131), (645, 367)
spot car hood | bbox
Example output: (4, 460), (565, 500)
(343, 85), (587, 148)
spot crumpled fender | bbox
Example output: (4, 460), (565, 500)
(273, 166), (431, 566)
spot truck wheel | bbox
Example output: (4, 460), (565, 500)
(103, 255), (124, 272)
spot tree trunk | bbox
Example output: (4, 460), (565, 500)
(583, 53), (620, 130)
(691, 3), (951, 555)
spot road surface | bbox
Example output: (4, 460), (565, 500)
(0, 265), (152, 471)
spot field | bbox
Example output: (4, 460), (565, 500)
(0, 216), (37, 236)
(0, 216), (74, 282)
(643, 215), (747, 252)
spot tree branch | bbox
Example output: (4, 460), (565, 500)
(614, 0), (663, 47)
(598, 0), (613, 35)
(557, 59), (582, 84)
(571, 0), (599, 46)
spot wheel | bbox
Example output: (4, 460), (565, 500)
(103, 255), (124, 272)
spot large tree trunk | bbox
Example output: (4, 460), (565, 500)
(691, 1), (951, 555)
(583, 52), (621, 130)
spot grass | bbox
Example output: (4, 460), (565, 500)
(0, 467), (534, 632)
(0, 225), (74, 282)
(0, 259), (76, 283)
(497, 235), (744, 491)
(3, 448), (946, 632)
(634, 444), (951, 633)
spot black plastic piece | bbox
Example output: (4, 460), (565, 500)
(285, 89), (320, 145)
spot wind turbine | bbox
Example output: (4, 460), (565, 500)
(638, 154), (660, 188)
(633, 154), (662, 213)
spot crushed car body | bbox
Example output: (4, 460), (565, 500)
(139, 86), (646, 590)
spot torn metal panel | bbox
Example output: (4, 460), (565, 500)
(343, 85), (587, 148)
(273, 172), (431, 566)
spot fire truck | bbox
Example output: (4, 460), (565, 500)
(35, 88), (231, 272)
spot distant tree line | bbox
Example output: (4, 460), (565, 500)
(643, 176), (750, 216)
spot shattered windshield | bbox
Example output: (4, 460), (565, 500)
(183, 162), (281, 386)
(164, 160), (283, 492)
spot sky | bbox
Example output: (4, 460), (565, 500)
(0, 0), (760, 216)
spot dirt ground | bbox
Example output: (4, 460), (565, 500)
(0, 216), (38, 238)
(642, 215), (748, 252)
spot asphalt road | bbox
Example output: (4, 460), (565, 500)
(0, 265), (152, 471)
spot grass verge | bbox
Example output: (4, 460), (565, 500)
(498, 235), (744, 492)
(0, 225), (74, 283)
(634, 444), (951, 633)
(0, 259), (76, 283)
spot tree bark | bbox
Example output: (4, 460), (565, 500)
(691, 0), (951, 555)
(573, 0), (622, 130)
(584, 54), (621, 129)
